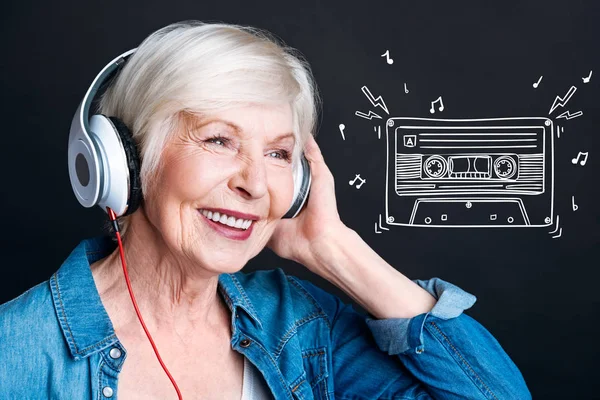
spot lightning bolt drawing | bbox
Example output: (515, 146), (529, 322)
(355, 110), (382, 120)
(548, 86), (577, 114)
(361, 86), (389, 115)
(556, 110), (583, 120)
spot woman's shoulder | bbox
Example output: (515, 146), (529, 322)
(0, 279), (62, 343)
(0, 279), (79, 395)
(0, 279), (53, 320)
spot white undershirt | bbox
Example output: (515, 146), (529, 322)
(241, 355), (274, 399)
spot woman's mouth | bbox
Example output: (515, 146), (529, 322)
(198, 209), (255, 241)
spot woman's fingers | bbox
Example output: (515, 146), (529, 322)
(304, 135), (325, 165)
(303, 135), (336, 194)
(304, 135), (333, 180)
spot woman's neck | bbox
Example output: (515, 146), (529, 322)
(90, 209), (230, 339)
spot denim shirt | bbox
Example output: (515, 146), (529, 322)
(0, 235), (531, 399)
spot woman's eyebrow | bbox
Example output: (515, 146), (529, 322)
(192, 118), (241, 133)
(271, 132), (295, 144)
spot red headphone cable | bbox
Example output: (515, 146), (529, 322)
(106, 207), (183, 400)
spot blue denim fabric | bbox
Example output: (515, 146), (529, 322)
(0, 235), (531, 399)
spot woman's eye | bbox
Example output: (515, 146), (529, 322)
(206, 136), (229, 146)
(268, 150), (291, 161)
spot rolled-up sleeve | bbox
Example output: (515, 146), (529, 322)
(365, 277), (532, 399)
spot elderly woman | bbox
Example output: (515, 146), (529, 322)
(0, 21), (530, 399)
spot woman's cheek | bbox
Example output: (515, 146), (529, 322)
(166, 152), (225, 198)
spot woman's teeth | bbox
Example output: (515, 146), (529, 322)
(200, 210), (253, 230)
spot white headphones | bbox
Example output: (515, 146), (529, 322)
(68, 48), (311, 218)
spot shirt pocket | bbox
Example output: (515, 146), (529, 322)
(291, 347), (331, 400)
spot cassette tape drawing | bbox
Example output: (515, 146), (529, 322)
(385, 117), (554, 227)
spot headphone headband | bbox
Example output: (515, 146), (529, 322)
(70, 48), (137, 148)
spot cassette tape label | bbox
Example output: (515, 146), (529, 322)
(403, 135), (417, 147)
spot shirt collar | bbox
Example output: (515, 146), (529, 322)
(50, 235), (263, 360)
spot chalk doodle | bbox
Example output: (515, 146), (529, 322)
(571, 151), (588, 166)
(384, 117), (554, 228)
(348, 72), (588, 238)
(548, 86), (577, 114)
(349, 174), (366, 189)
(355, 110), (382, 120)
(429, 96), (444, 114)
(361, 86), (389, 115)
(548, 215), (562, 239)
(582, 70), (592, 83)
(380, 50), (393, 65)
(374, 214), (389, 234)
(339, 123), (346, 140)
(556, 110), (583, 120)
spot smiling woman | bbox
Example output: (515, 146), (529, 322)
(0, 20), (531, 400)
(153, 104), (298, 258)
(98, 22), (317, 239)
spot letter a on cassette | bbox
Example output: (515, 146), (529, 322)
(403, 135), (417, 147)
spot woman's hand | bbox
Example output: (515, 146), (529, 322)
(267, 136), (439, 320)
(266, 135), (347, 271)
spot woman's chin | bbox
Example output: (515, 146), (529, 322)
(192, 252), (248, 275)
(214, 264), (246, 276)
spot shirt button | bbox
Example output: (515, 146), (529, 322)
(102, 386), (114, 398)
(109, 347), (122, 359)
(240, 338), (251, 348)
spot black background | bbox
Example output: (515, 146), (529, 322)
(2, 0), (599, 398)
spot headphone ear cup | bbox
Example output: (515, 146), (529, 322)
(67, 121), (102, 209)
(106, 116), (142, 216)
(283, 152), (312, 219)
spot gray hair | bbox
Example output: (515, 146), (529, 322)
(97, 20), (321, 237)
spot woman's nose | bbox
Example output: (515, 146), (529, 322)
(229, 153), (268, 200)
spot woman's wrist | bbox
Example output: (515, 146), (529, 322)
(302, 222), (354, 274)
(304, 224), (437, 319)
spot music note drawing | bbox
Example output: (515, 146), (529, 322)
(572, 196), (578, 211)
(380, 50), (393, 65)
(533, 75), (543, 88)
(338, 123), (345, 140)
(404, 83), (409, 93)
(429, 96), (444, 114)
(349, 174), (366, 189)
(571, 151), (588, 166)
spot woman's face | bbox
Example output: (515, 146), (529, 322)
(144, 103), (296, 274)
